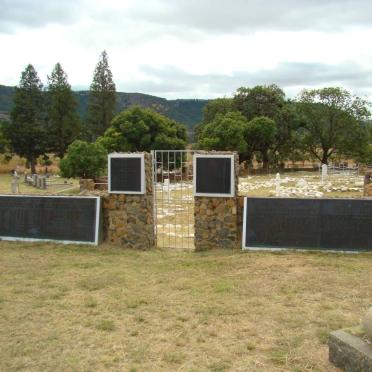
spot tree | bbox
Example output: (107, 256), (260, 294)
(9, 64), (46, 173)
(198, 111), (249, 159)
(195, 97), (234, 141)
(46, 63), (81, 157)
(201, 97), (234, 124)
(296, 87), (370, 164)
(233, 85), (297, 167)
(0, 120), (11, 157)
(245, 116), (277, 166)
(86, 50), (116, 140)
(233, 84), (285, 120)
(98, 106), (187, 152)
(60, 140), (107, 179)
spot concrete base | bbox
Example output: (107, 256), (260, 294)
(329, 329), (372, 371)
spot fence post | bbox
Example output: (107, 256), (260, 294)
(102, 152), (155, 249)
(194, 152), (240, 251)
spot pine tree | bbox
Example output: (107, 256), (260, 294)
(86, 51), (116, 140)
(46, 63), (81, 157)
(10, 64), (46, 174)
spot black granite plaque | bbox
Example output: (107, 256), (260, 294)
(195, 156), (233, 196)
(110, 156), (143, 193)
(243, 197), (372, 251)
(0, 196), (101, 244)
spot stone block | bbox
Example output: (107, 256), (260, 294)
(329, 329), (372, 371)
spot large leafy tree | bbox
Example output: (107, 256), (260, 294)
(198, 111), (249, 159)
(195, 97), (234, 140)
(9, 64), (46, 173)
(201, 98), (234, 124)
(296, 87), (370, 164)
(233, 85), (298, 167)
(233, 84), (285, 120)
(244, 116), (277, 165)
(98, 106), (187, 152)
(86, 50), (116, 140)
(46, 63), (81, 157)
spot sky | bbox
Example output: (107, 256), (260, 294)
(1, 0), (372, 100)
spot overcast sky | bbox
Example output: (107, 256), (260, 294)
(1, 0), (372, 99)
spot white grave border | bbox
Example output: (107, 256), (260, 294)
(108, 153), (146, 195)
(0, 194), (101, 245)
(193, 153), (235, 197)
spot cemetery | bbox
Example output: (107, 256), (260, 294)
(0, 151), (371, 370)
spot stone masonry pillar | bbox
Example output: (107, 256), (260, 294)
(194, 152), (240, 251)
(102, 152), (155, 249)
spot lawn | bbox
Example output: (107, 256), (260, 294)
(0, 243), (371, 371)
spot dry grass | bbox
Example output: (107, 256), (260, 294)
(0, 242), (371, 371)
(0, 174), (79, 195)
(0, 155), (60, 175)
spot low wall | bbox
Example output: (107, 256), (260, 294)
(240, 196), (372, 251)
(364, 172), (372, 197)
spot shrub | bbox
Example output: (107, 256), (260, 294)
(60, 140), (107, 179)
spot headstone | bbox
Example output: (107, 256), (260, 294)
(11, 178), (19, 193)
(321, 163), (328, 183)
(275, 173), (281, 196)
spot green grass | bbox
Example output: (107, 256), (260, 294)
(0, 242), (371, 371)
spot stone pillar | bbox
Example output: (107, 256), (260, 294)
(102, 152), (154, 250)
(364, 172), (372, 197)
(194, 152), (239, 251)
(79, 178), (95, 192)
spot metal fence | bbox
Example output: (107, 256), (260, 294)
(152, 150), (194, 249)
(318, 163), (359, 176)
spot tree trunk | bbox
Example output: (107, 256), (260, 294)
(262, 150), (269, 171)
(30, 157), (36, 174)
(321, 151), (329, 165)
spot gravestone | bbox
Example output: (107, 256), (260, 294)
(11, 177), (19, 193)
(321, 163), (328, 183)
(275, 173), (281, 196)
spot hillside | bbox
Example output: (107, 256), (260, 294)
(0, 85), (208, 132)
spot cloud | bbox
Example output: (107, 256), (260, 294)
(129, 0), (372, 33)
(125, 62), (372, 98)
(0, 0), (86, 33)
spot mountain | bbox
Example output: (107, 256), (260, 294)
(0, 85), (208, 133)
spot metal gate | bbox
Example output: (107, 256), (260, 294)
(152, 150), (194, 249)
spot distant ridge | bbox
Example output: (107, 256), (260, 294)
(0, 85), (208, 131)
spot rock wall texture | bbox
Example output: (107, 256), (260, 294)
(79, 179), (95, 192)
(365, 172), (372, 197)
(194, 152), (240, 251)
(102, 152), (154, 250)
